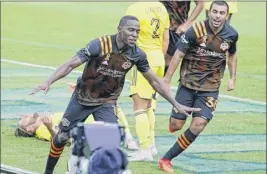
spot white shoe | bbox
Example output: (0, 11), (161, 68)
(125, 139), (139, 151)
(128, 148), (153, 162)
(150, 144), (158, 157)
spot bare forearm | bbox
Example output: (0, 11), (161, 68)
(228, 54), (237, 79)
(149, 79), (178, 107)
(164, 52), (183, 83)
(188, 1), (204, 23)
(47, 126), (58, 138)
(46, 62), (74, 85)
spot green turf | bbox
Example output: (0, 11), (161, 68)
(1, 1), (266, 174)
(1, 2), (266, 101)
(195, 151), (266, 163)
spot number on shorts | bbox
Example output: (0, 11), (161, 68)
(205, 97), (218, 110)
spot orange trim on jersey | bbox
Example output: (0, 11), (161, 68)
(99, 37), (105, 56)
(181, 133), (190, 145)
(200, 21), (207, 36)
(196, 22), (204, 37)
(103, 36), (108, 54)
(193, 24), (200, 38)
(107, 35), (112, 53)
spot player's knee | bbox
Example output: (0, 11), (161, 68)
(56, 131), (70, 144)
(169, 118), (184, 133)
(190, 119), (208, 135)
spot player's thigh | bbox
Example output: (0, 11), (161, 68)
(171, 84), (195, 120)
(93, 103), (118, 123)
(192, 90), (219, 121)
(167, 31), (180, 57)
(130, 66), (154, 100)
(58, 92), (97, 132)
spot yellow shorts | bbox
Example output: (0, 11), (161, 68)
(130, 66), (165, 99)
(205, 1), (238, 14)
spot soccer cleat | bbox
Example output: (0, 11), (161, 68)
(150, 144), (158, 157)
(128, 148), (153, 162)
(125, 139), (139, 151)
(158, 158), (175, 173)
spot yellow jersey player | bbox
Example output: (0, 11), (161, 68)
(205, 0), (237, 23)
(15, 83), (139, 151)
(126, 2), (170, 161)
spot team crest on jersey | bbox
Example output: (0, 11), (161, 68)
(122, 60), (132, 70)
(220, 42), (229, 51)
(61, 118), (70, 127)
(102, 54), (110, 65)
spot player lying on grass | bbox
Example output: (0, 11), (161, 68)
(14, 83), (139, 150)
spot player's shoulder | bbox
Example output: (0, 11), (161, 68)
(224, 23), (238, 38)
(132, 46), (147, 60)
(94, 34), (115, 55)
(191, 20), (208, 39)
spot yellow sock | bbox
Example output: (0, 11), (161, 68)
(135, 110), (150, 149)
(84, 115), (95, 124)
(147, 107), (155, 145)
(116, 106), (130, 134)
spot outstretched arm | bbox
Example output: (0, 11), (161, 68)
(164, 50), (184, 83)
(30, 55), (84, 95)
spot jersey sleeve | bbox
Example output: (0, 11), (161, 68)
(76, 39), (101, 62)
(35, 125), (52, 141)
(135, 50), (150, 73)
(175, 27), (196, 54)
(228, 33), (238, 55)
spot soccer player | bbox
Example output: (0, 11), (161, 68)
(205, 0), (237, 24)
(30, 15), (200, 174)
(126, 2), (170, 161)
(158, 1), (238, 172)
(67, 82), (139, 150)
(160, 1), (204, 73)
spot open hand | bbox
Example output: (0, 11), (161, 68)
(176, 21), (191, 35)
(227, 79), (235, 91)
(40, 114), (53, 129)
(174, 103), (201, 117)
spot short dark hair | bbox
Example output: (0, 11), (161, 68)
(14, 126), (35, 137)
(210, 1), (229, 13)
(118, 15), (139, 27)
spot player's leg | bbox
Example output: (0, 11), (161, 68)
(158, 85), (194, 173)
(44, 93), (94, 174)
(115, 104), (139, 151)
(129, 66), (154, 161)
(190, 90), (218, 135)
(146, 66), (164, 157)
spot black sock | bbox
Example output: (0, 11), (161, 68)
(163, 128), (197, 160)
(44, 136), (65, 174)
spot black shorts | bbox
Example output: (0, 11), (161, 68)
(171, 84), (219, 121)
(58, 92), (118, 132)
(167, 30), (181, 57)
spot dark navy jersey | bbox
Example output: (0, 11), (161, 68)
(176, 20), (238, 91)
(76, 34), (150, 106)
(160, 1), (191, 29)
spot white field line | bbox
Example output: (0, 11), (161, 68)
(2, 58), (266, 105)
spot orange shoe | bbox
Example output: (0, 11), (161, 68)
(158, 158), (175, 173)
